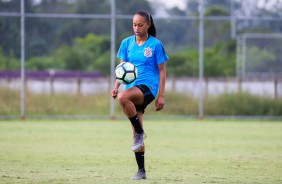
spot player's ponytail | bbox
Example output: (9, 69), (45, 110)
(135, 10), (156, 37)
(148, 15), (156, 37)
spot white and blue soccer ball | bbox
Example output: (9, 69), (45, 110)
(115, 62), (138, 84)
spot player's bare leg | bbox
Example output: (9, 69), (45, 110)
(117, 87), (143, 116)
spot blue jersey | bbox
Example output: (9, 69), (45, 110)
(117, 35), (169, 97)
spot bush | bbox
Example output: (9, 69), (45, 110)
(205, 93), (282, 116)
(0, 48), (20, 70)
(1, 88), (281, 117)
(167, 40), (236, 77)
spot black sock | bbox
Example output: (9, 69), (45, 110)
(129, 114), (143, 133)
(135, 152), (145, 171)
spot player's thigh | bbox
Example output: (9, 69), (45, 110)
(120, 87), (144, 105)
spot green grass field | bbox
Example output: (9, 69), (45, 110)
(0, 120), (282, 184)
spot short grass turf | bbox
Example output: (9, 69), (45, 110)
(0, 120), (282, 184)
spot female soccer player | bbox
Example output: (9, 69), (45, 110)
(111, 10), (169, 180)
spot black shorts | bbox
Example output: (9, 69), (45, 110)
(135, 84), (155, 114)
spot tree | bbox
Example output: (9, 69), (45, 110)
(53, 34), (110, 75)
(204, 5), (231, 47)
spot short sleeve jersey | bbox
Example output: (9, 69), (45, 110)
(117, 35), (169, 97)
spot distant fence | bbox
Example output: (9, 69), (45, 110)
(0, 70), (101, 79)
(166, 77), (282, 98)
(0, 70), (103, 95)
(237, 33), (282, 79)
(1, 71), (281, 98)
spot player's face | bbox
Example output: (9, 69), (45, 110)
(133, 15), (150, 37)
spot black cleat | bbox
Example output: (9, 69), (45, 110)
(132, 169), (146, 180)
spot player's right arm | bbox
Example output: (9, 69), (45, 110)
(111, 80), (120, 99)
(111, 60), (125, 99)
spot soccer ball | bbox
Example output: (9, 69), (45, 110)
(115, 62), (138, 84)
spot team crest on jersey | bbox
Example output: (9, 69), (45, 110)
(144, 47), (153, 58)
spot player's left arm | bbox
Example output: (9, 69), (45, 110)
(155, 63), (166, 111)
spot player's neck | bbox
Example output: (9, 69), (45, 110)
(135, 34), (149, 46)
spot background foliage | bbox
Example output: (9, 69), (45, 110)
(1, 0), (281, 77)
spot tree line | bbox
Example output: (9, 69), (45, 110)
(0, 0), (281, 77)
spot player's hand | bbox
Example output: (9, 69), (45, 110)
(111, 88), (118, 99)
(155, 96), (165, 111)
